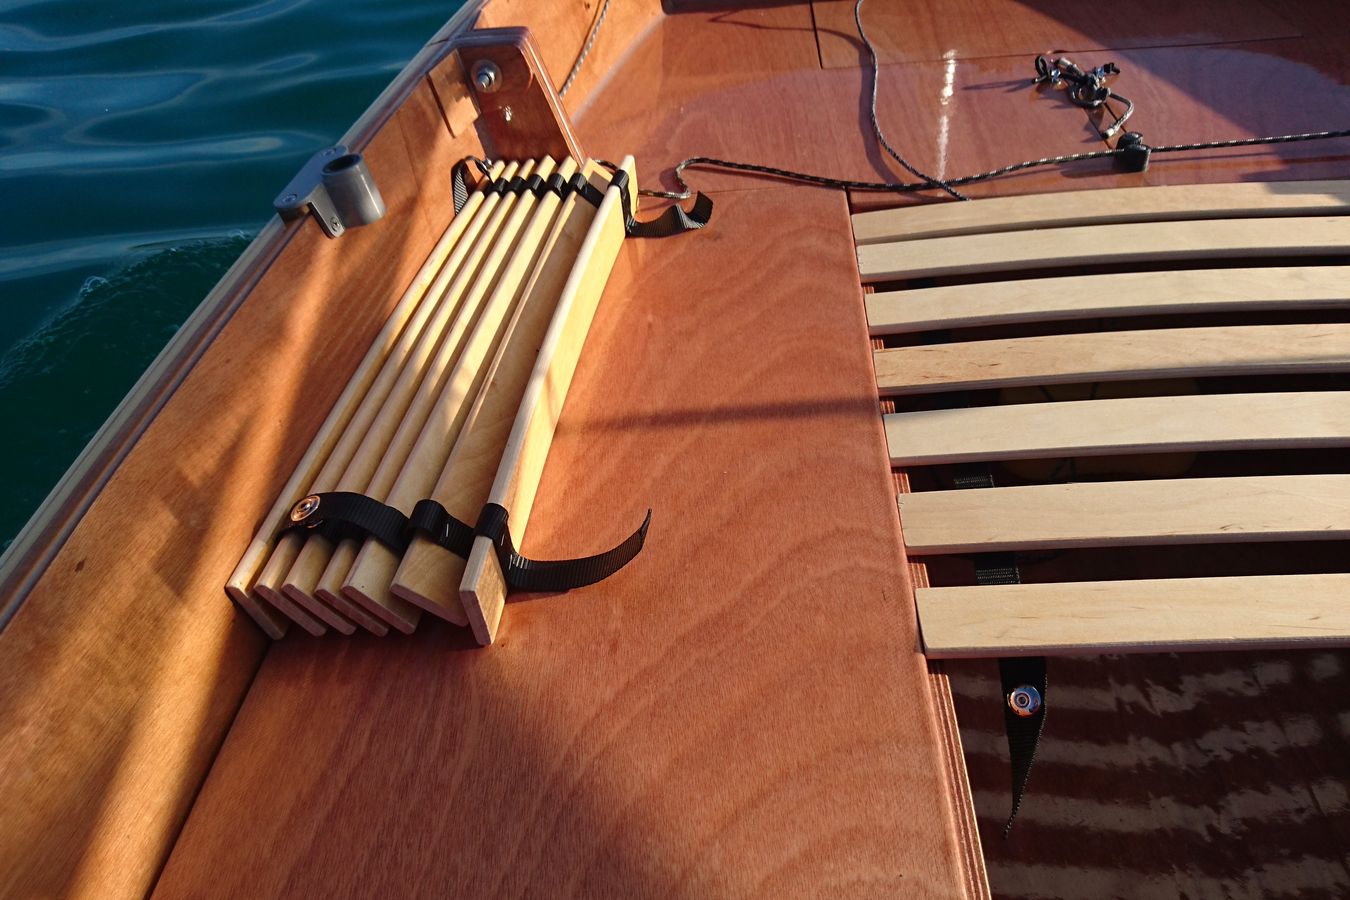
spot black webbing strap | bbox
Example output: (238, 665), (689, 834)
(450, 157), (712, 237)
(953, 463), (1048, 837)
(281, 492), (651, 594)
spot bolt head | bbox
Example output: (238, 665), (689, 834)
(280, 192), (298, 204)
(472, 60), (502, 94)
(290, 494), (322, 522)
(1008, 685), (1042, 718)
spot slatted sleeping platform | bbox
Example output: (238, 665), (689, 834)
(854, 180), (1350, 658)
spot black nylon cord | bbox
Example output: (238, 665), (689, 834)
(855, 0), (966, 200)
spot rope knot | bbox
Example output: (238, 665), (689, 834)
(1033, 55), (1134, 138)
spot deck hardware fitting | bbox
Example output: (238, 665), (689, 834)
(273, 144), (386, 239)
(1008, 685), (1042, 717)
(473, 60), (502, 94)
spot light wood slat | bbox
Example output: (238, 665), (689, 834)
(866, 265), (1349, 335)
(857, 216), (1350, 282)
(852, 180), (1350, 245)
(874, 323), (1350, 396)
(459, 156), (634, 646)
(898, 474), (1350, 554)
(917, 573), (1350, 657)
(885, 391), (1350, 465)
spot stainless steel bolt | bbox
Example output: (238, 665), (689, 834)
(473, 61), (502, 94)
(1007, 685), (1042, 718)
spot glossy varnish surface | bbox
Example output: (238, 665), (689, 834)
(14, 0), (1350, 897)
(155, 187), (978, 897)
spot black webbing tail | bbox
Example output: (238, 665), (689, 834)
(953, 464), (1048, 837)
(281, 492), (650, 595)
(450, 156), (493, 214)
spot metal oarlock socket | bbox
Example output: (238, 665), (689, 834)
(274, 145), (386, 239)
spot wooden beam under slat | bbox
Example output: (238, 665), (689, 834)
(917, 573), (1350, 657)
(866, 265), (1349, 335)
(873, 324), (1350, 396)
(852, 180), (1350, 244)
(885, 391), (1350, 465)
(857, 216), (1350, 282)
(898, 474), (1350, 554)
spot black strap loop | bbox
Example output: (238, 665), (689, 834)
(459, 158), (713, 238)
(283, 493), (650, 594)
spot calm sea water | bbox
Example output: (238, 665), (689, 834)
(0, 0), (463, 548)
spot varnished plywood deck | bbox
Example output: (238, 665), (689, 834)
(43, 1), (1350, 898)
(154, 186), (978, 897)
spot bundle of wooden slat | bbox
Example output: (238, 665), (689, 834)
(225, 156), (634, 643)
(853, 180), (1350, 658)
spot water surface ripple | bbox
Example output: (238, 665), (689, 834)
(0, 0), (460, 547)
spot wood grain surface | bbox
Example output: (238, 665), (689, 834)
(865, 265), (1350, 334)
(0, 79), (475, 900)
(152, 187), (983, 898)
(393, 165), (608, 623)
(898, 474), (1350, 554)
(918, 573), (1350, 657)
(857, 215), (1350, 282)
(811, 0), (1298, 68)
(874, 324), (1350, 396)
(460, 157), (633, 646)
(851, 179), (1350, 244)
(885, 391), (1350, 465)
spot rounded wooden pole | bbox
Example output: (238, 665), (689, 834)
(297, 159), (553, 632)
(225, 161), (505, 636)
(248, 162), (509, 634)
(461, 157), (636, 645)
(390, 161), (608, 623)
(278, 159), (534, 626)
(343, 158), (587, 621)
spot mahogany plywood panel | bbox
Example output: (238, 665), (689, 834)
(848, 35), (1350, 213)
(573, 5), (1125, 202)
(1100, 37), (1350, 187)
(0, 81), (474, 900)
(153, 187), (985, 898)
(811, 0), (1299, 68)
(873, 324), (1350, 396)
(477, 0), (663, 112)
(897, 474), (1350, 554)
(885, 391), (1350, 466)
(918, 573), (1350, 657)
(865, 265), (1350, 335)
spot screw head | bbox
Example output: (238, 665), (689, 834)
(323, 147), (340, 156)
(290, 494), (322, 522)
(329, 217), (343, 233)
(280, 192), (298, 204)
(1008, 685), (1042, 718)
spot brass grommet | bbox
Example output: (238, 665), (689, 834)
(290, 494), (321, 523)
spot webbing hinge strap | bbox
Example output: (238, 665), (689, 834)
(281, 491), (650, 594)
(953, 464), (1048, 838)
(449, 156), (713, 237)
